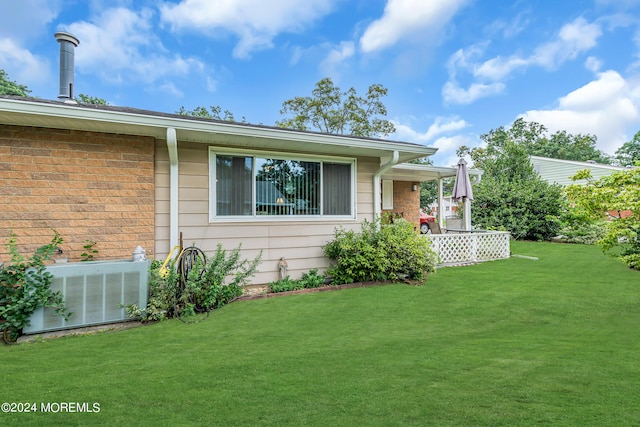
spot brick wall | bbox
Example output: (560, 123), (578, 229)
(0, 125), (155, 262)
(381, 181), (420, 231)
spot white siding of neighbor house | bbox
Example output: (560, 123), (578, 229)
(530, 156), (626, 186)
(155, 140), (379, 285)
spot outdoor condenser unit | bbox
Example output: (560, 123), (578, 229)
(23, 260), (148, 335)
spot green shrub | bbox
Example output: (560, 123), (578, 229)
(268, 269), (326, 293)
(268, 276), (303, 293)
(558, 220), (607, 245)
(0, 231), (71, 343)
(323, 218), (438, 285)
(126, 244), (261, 322)
(299, 269), (325, 288)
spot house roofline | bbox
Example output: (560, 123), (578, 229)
(0, 96), (436, 162)
(529, 155), (626, 171)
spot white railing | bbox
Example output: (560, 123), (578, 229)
(427, 231), (510, 266)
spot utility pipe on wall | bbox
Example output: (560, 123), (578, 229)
(373, 150), (399, 218)
(166, 127), (179, 250)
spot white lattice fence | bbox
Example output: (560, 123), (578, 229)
(427, 231), (510, 266)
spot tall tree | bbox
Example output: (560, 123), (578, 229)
(276, 77), (395, 138)
(529, 131), (610, 164)
(0, 70), (30, 97)
(459, 118), (611, 165)
(614, 131), (640, 166)
(176, 105), (244, 122)
(565, 167), (640, 269)
(463, 129), (565, 240)
(77, 94), (109, 105)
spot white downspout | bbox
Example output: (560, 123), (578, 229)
(373, 150), (399, 218)
(167, 128), (179, 250)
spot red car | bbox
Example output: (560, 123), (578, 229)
(419, 211), (436, 234)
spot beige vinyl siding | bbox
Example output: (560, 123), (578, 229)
(530, 156), (625, 186)
(155, 141), (379, 285)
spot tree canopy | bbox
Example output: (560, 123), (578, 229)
(276, 77), (395, 138)
(459, 118), (611, 166)
(565, 167), (640, 269)
(176, 105), (244, 122)
(0, 70), (30, 97)
(464, 125), (565, 240)
(614, 131), (640, 166)
(77, 94), (109, 105)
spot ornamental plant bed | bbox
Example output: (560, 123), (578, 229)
(239, 280), (397, 301)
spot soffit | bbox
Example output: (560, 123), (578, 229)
(383, 164), (484, 182)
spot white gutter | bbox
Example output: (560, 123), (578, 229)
(167, 127), (179, 250)
(373, 150), (399, 218)
(0, 97), (436, 157)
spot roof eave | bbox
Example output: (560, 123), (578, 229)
(0, 97), (436, 161)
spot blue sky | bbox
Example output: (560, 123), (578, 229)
(2, 0), (640, 166)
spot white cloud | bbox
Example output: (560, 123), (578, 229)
(473, 55), (529, 81)
(475, 17), (602, 80)
(445, 17), (604, 105)
(359, 0), (468, 53)
(585, 56), (603, 72)
(442, 81), (505, 105)
(391, 116), (476, 166)
(446, 44), (487, 78)
(530, 17), (602, 69)
(0, 38), (51, 87)
(160, 0), (335, 58)
(64, 7), (203, 85)
(520, 70), (640, 154)
(319, 41), (355, 77)
(393, 116), (468, 143)
(430, 135), (478, 167)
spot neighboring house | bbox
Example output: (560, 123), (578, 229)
(531, 155), (633, 221)
(530, 155), (627, 186)
(1, 95), (477, 284)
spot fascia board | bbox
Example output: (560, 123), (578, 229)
(0, 97), (436, 159)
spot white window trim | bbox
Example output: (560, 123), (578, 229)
(208, 147), (357, 222)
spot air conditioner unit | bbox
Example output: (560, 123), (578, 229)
(23, 260), (148, 335)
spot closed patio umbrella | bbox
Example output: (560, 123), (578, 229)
(451, 158), (474, 230)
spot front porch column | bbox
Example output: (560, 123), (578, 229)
(463, 199), (472, 230)
(437, 177), (444, 229)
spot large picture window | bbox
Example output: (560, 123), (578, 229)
(210, 149), (355, 220)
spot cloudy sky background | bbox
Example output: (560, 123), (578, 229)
(2, 0), (640, 166)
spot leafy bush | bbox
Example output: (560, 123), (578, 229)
(299, 269), (325, 288)
(0, 231), (71, 343)
(565, 167), (639, 269)
(268, 276), (303, 293)
(557, 219), (607, 245)
(268, 269), (327, 293)
(323, 218), (438, 285)
(468, 139), (566, 241)
(460, 133), (566, 241)
(126, 244), (261, 322)
(472, 175), (565, 240)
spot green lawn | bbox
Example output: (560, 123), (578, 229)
(2, 241), (639, 426)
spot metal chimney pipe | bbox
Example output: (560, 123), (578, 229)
(54, 32), (80, 102)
